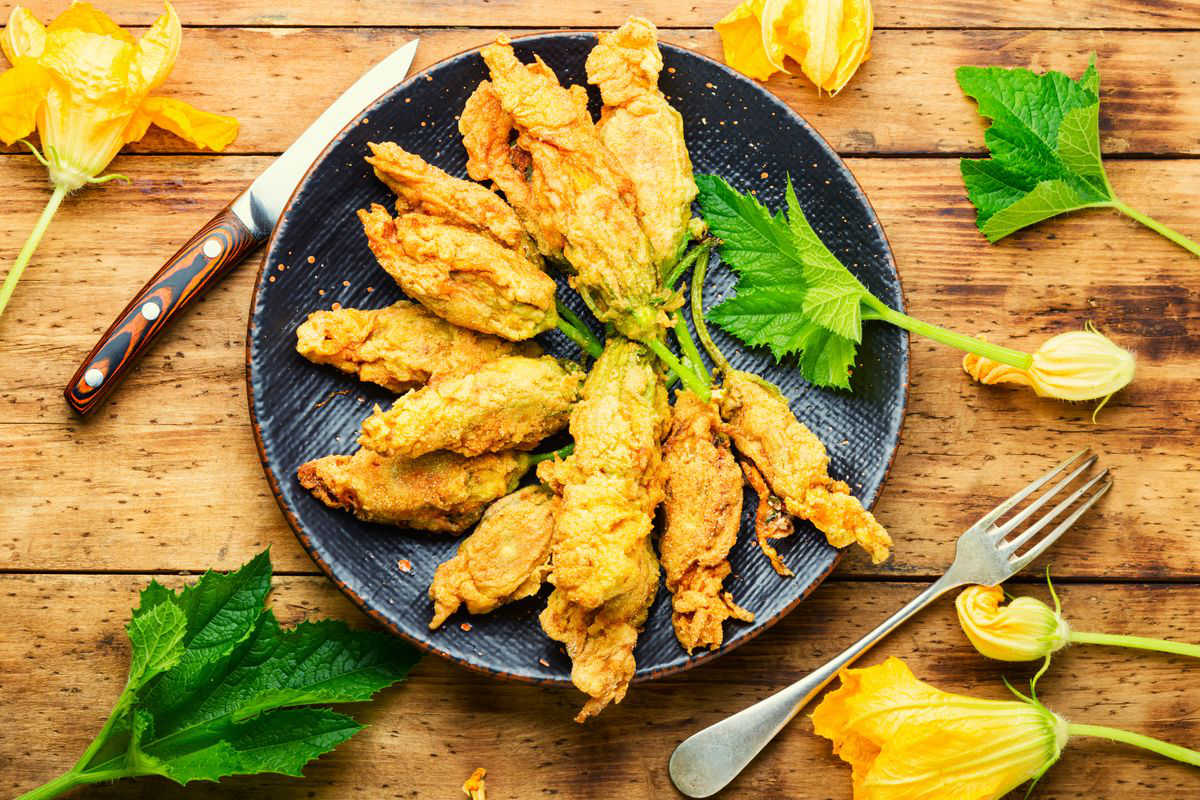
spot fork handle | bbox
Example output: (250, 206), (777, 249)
(668, 571), (963, 798)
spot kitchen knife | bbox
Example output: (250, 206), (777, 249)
(64, 39), (420, 416)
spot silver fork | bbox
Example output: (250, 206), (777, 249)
(669, 449), (1112, 798)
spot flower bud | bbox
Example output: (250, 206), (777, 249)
(956, 585), (1070, 662)
(964, 326), (1135, 404)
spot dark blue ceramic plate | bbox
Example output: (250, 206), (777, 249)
(247, 33), (907, 685)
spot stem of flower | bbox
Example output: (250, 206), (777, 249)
(15, 766), (134, 800)
(1068, 722), (1200, 767)
(1110, 199), (1200, 259)
(1069, 631), (1200, 659)
(555, 315), (603, 358)
(0, 184), (68, 319)
(673, 305), (711, 387)
(645, 337), (710, 401)
(859, 295), (1034, 370)
(689, 243), (733, 375)
(528, 441), (574, 466)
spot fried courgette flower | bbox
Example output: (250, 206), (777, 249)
(296, 448), (533, 534)
(661, 390), (753, 652)
(720, 370), (892, 566)
(357, 354), (584, 459)
(460, 38), (677, 345)
(428, 485), (558, 629)
(586, 17), (698, 269)
(295, 301), (540, 393)
(0, 2), (238, 316)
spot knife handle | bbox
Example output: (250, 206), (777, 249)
(64, 204), (260, 416)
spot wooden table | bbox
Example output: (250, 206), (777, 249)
(3, 2), (1199, 797)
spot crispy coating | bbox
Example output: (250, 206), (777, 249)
(740, 459), (796, 577)
(661, 391), (753, 653)
(295, 301), (539, 393)
(296, 448), (529, 533)
(358, 355), (584, 458)
(586, 18), (697, 268)
(366, 141), (535, 259)
(429, 485), (558, 629)
(540, 338), (669, 610)
(358, 203), (557, 342)
(539, 536), (660, 722)
(461, 38), (675, 342)
(720, 371), (892, 564)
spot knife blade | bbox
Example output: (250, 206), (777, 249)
(64, 39), (420, 416)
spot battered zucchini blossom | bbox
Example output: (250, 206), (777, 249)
(297, 448), (533, 533)
(295, 300), (539, 393)
(358, 355), (584, 459)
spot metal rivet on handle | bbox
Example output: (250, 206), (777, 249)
(202, 237), (222, 259)
(84, 368), (104, 388)
(140, 301), (161, 321)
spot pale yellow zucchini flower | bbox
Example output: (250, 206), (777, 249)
(956, 585), (1069, 662)
(811, 657), (1068, 800)
(715, 0), (873, 93)
(0, 2), (239, 316)
(963, 324), (1135, 415)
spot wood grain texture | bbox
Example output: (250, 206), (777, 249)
(5, 28), (1200, 157)
(10, 0), (1200, 29)
(1, 156), (1196, 577)
(3, 4), (1200, 797)
(3, 576), (1198, 799)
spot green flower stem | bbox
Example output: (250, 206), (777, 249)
(528, 442), (574, 466)
(665, 241), (708, 291)
(16, 766), (136, 800)
(1110, 199), (1200, 259)
(555, 316), (602, 358)
(0, 184), (68, 319)
(645, 337), (710, 401)
(689, 242), (732, 374)
(673, 305), (711, 387)
(860, 295), (1034, 370)
(1069, 630), (1200, 659)
(1069, 722), (1200, 767)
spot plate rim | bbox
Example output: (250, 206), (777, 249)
(244, 29), (911, 686)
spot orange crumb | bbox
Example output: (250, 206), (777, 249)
(761, 171), (769, 179)
(538, 658), (550, 667)
(268, 276), (276, 283)
(342, 280), (350, 287)
(318, 289), (326, 296)
(397, 559), (412, 573)
(277, 263), (286, 271)
(331, 302), (342, 310)
(460, 622), (472, 632)
(307, 256), (315, 264)
(367, 286), (375, 292)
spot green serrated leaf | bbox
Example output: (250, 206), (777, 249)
(152, 708), (362, 784)
(125, 600), (187, 693)
(694, 174), (805, 284)
(957, 57), (1115, 241)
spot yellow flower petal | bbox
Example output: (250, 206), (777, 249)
(2, 6), (47, 64)
(812, 657), (1068, 800)
(40, 29), (137, 104)
(121, 105), (152, 143)
(47, 2), (133, 44)
(0, 57), (49, 144)
(139, 95), (238, 151)
(956, 585), (1070, 662)
(754, 0), (873, 94)
(715, 0), (778, 82)
(133, 2), (180, 94)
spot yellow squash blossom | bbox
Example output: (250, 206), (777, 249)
(0, 2), (238, 317)
(956, 584), (1069, 662)
(812, 657), (1067, 800)
(958, 581), (1200, 663)
(963, 324), (1135, 416)
(462, 767), (487, 800)
(715, 0), (872, 93)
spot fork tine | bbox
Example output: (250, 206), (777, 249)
(1002, 468), (1109, 554)
(974, 449), (1090, 530)
(994, 455), (1099, 539)
(1009, 477), (1113, 572)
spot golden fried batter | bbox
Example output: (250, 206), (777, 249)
(539, 536), (660, 722)
(429, 485), (558, 629)
(358, 355), (584, 458)
(358, 203), (556, 342)
(540, 339), (669, 610)
(460, 38), (675, 342)
(720, 371), (892, 564)
(297, 448), (531, 533)
(740, 458), (795, 577)
(295, 301), (539, 393)
(586, 18), (697, 268)
(661, 391), (753, 653)
(366, 141), (535, 260)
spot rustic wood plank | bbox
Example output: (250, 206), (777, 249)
(2, 155), (1198, 577)
(5, 28), (1200, 157)
(11, 0), (1200, 29)
(3, 576), (1198, 798)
